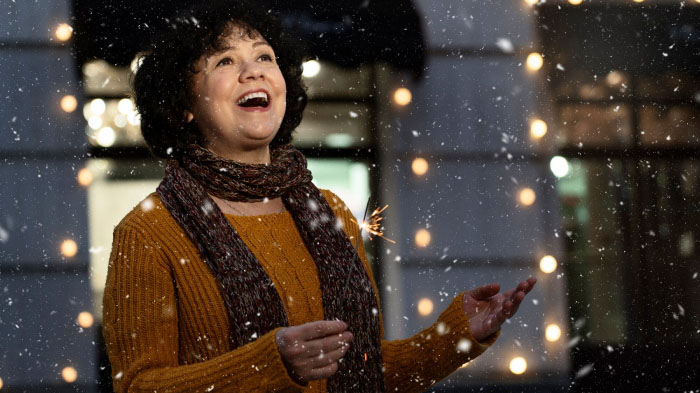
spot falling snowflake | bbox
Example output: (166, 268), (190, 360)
(456, 338), (472, 353)
(495, 38), (514, 53)
(140, 198), (154, 212)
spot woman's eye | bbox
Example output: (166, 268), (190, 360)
(216, 57), (233, 67)
(258, 54), (273, 62)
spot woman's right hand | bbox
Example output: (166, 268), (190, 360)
(275, 320), (353, 384)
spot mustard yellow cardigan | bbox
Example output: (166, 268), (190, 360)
(103, 189), (496, 393)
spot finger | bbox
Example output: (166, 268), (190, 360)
(305, 361), (340, 381)
(505, 292), (525, 318)
(516, 277), (537, 294)
(301, 331), (353, 358)
(470, 283), (500, 300)
(302, 341), (351, 369)
(296, 320), (348, 341)
(525, 277), (537, 291)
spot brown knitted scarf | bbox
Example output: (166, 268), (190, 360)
(157, 143), (385, 392)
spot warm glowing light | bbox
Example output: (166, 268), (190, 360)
(545, 323), (562, 342)
(549, 156), (570, 178)
(0, 377), (3, 390)
(127, 111), (141, 126)
(61, 367), (78, 383)
(90, 99), (106, 116)
(526, 52), (544, 71)
(606, 70), (624, 86)
(568, 0), (582, 4)
(412, 157), (429, 176)
(96, 127), (117, 147)
(524, 0), (538, 5)
(61, 239), (78, 258)
(302, 60), (321, 78)
(417, 298), (434, 316)
(633, 0), (644, 3)
(77, 312), (94, 328)
(509, 357), (527, 375)
(130, 55), (145, 74)
(530, 119), (548, 139)
(117, 98), (133, 115)
(518, 188), (536, 206)
(55, 24), (73, 41)
(77, 168), (93, 187)
(539, 255), (557, 273)
(393, 88), (412, 106)
(415, 229), (431, 248)
(352, 205), (395, 244)
(87, 116), (103, 130)
(60, 95), (78, 113)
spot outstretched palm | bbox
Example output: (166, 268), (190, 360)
(463, 278), (537, 342)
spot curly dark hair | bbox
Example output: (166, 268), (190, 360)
(133, 1), (308, 159)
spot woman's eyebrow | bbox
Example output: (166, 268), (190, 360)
(205, 41), (272, 67)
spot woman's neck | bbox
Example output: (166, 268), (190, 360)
(206, 144), (271, 164)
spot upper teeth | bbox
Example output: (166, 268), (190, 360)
(238, 92), (269, 105)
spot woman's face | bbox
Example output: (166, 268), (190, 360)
(190, 26), (287, 161)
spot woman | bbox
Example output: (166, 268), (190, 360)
(102, 2), (536, 392)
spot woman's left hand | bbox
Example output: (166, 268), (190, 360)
(462, 277), (537, 342)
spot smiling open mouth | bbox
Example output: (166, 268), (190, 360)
(237, 92), (270, 108)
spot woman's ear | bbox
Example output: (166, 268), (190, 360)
(184, 111), (194, 123)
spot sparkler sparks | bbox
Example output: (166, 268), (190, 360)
(352, 204), (396, 244)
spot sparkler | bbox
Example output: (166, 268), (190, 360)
(352, 204), (396, 245)
(340, 197), (394, 302)
(338, 196), (394, 364)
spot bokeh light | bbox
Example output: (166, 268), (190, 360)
(60, 95), (77, 113)
(539, 255), (557, 273)
(518, 187), (536, 206)
(96, 127), (117, 147)
(412, 157), (429, 176)
(55, 24), (73, 41)
(302, 60), (321, 78)
(417, 298), (434, 316)
(606, 70), (624, 86)
(89, 99), (106, 116)
(526, 52), (544, 71)
(77, 168), (93, 187)
(415, 229), (431, 248)
(393, 88), (412, 106)
(77, 312), (94, 328)
(117, 98), (134, 115)
(529, 119), (548, 139)
(509, 356), (527, 375)
(568, 0), (583, 4)
(61, 367), (77, 383)
(549, 156), (570, 178)
(546, 323), (562, 342)
(60, 239), (78, 258)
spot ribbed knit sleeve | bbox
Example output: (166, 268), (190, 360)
(102, 221), (305, 393)
(321, 190), (499, 393)
(380, 294), (499, 393)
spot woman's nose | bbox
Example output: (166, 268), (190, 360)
(239, 61), (264, 82)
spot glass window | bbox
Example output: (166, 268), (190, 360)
(293, 102), (371, 148)
(639, 105), (700, 147)
(303, 61), (372, 99)
(557, 158), (629, 343)
(557, 104), (634, 148)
